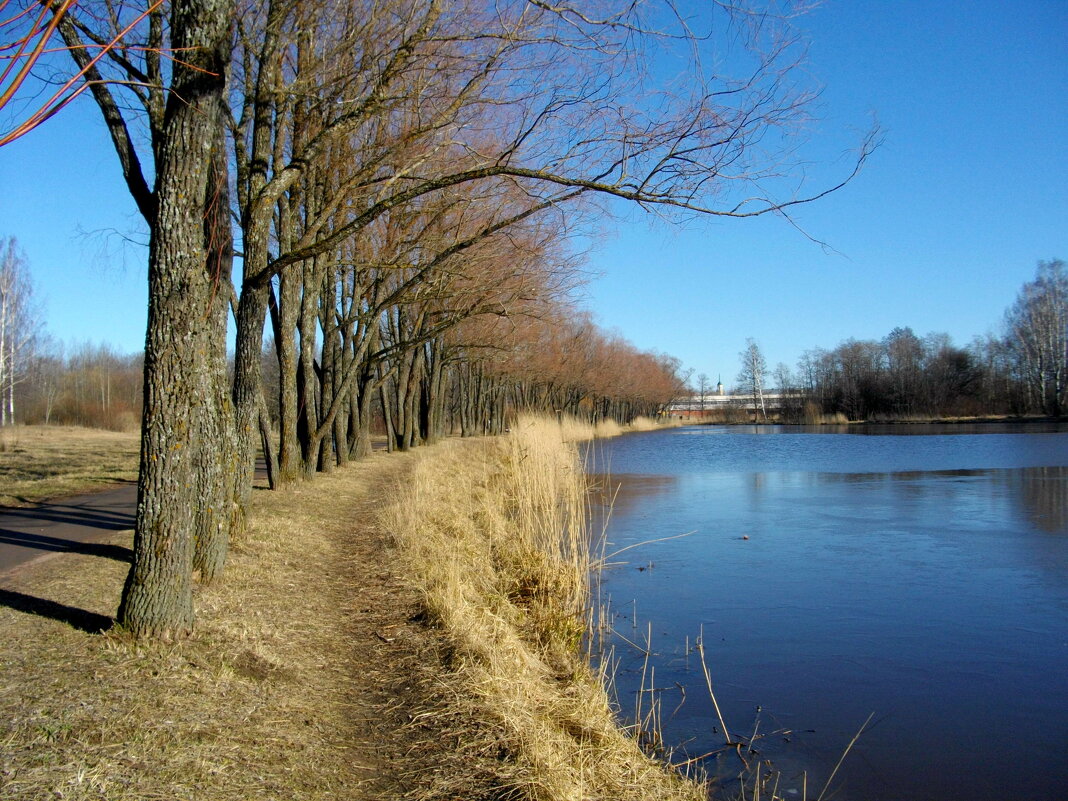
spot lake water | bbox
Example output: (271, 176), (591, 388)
(587, 424), (1068, 801)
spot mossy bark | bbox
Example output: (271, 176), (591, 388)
(118, 0), (234, 638)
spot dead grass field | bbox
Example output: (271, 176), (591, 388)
(0, 426), (139, 505)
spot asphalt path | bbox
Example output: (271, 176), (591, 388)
(0, 455), (279, 577)
(0, 482), (137, 576)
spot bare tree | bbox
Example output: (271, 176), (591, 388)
(1006, 259), (1067, 416)
(0, 0), (166, 146)
(696, 372), (710, 412)
(737, 337), (767, 421)
(13, 0), (875, 639)
(0, 237), (40, 424)
(40, 0), (238, 637)
(773, 363), (793, 394)
(226, 0), (876, 497)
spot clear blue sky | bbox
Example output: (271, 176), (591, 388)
(1, 1), (1065, 388)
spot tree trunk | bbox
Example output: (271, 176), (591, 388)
(231, 277), (270, 535)
(298, 260), (323, 472)
(193, 116), (237, 584)
(118, 0), (233, 639)
(276, 268), (302, 483)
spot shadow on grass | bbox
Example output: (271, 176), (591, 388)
(0, 588), (113, 633)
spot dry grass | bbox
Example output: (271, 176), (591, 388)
(0, 425), (139, 505)
(0, 451), (459, 801)
(555, 414), (680, 443)
(383, 415), (707, 801)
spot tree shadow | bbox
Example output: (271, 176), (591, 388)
(0, 503), (134, 531)
(0, 588), (114, 634)
(0, 530), (132, 562)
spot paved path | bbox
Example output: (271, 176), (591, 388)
(0, 483), (136, 576)
(0, 457), (275, 577)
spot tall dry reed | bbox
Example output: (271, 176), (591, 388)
(383, 414), (705, 801)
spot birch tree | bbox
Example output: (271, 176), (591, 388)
(0, 238), (40, 425)
(737, 337), (767, 421)
(1006, 259), (1068, 416)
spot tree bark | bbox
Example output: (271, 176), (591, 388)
(118, 0), (234, 639)
(193, 116), (237, 584)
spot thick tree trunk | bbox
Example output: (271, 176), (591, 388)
(118, 0), (233, 639)
(193, 118), (237, 584)
(231, 277), (270, 535)
(276, 268), (302, 483)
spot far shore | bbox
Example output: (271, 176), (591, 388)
(676, 413), (1067, 428)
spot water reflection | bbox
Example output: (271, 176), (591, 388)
(805, 466), (1068, 534)
(587, 472), (677, 520)
(682, 422), (1068, 436)
(999, 465), (1068, 534)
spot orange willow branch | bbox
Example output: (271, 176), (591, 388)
(0, 0), (77, 111)
(0, 0), (164, 147)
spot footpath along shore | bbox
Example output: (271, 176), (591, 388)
(1, 418), (702, 801)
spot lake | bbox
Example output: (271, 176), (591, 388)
(587, 424), (1068, 801)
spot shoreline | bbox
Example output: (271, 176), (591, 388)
(686, 414), (1066, 428)
(383, 417), (706, 799)
(1, 418), (701, 800)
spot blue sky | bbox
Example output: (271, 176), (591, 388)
(584, 0), (1067, 385)
(1, 0), (1065, 388)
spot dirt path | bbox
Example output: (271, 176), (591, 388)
(0, 452), (463, 801)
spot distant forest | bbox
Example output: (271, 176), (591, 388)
(742, 259), (1067, 421)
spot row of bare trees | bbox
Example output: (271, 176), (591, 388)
(9, 0), (871, 637)
(21, 343), (143, 429)
(437, 310), (688, 437)
(775, 260), (1067, 420)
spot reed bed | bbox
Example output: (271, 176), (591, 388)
(384, 415), (706, 801)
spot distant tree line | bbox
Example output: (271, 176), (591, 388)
(773, 259), (1067, 421)
(20, 343), (143, 430)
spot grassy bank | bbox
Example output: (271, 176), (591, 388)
(1, 418), (701, 800)
(0, 425), (139, 505)
(385, 415), (705, 800)
(0, 452), (462, 800)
